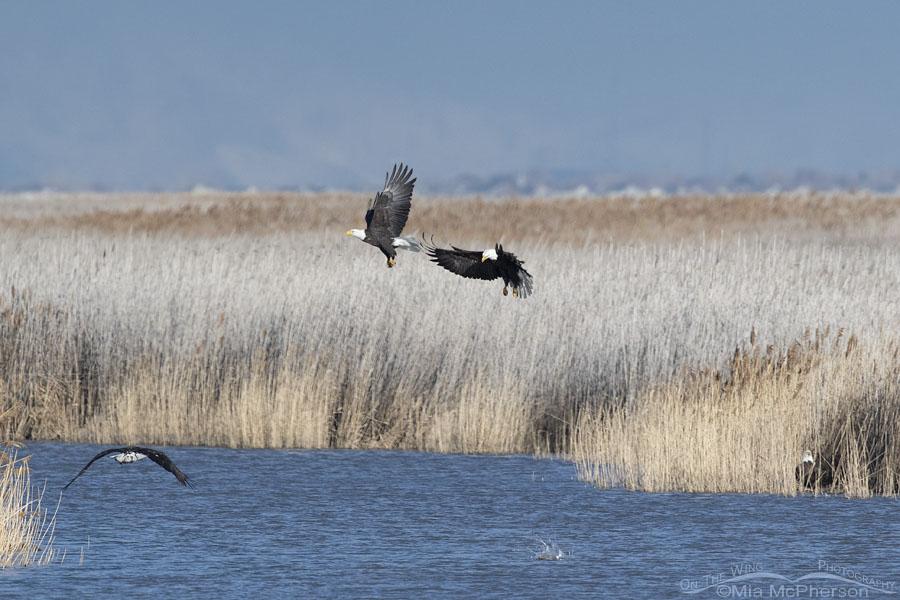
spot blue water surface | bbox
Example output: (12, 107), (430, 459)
(5, 443), (899, 599)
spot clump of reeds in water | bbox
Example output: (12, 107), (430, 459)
(0, 407), (58, 567)
(573, 328), (900, 497)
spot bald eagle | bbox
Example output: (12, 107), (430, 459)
(346, 163), (419, 267)
(796, 449), (832, 490)
(63, 447), (193, 489)
(422, 238), (533, 298)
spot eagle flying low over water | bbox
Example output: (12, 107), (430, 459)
(422, 238), (534, 298)
(62, 447), (193, 490)
(346, 163), (420, 267)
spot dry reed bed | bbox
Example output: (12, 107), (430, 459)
(3, 189), (900, 244)
(574, 330), (900, 496)
(1, 192), (900, 495)
(0, 408), (57, 568)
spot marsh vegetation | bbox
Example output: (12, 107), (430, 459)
(0, 408), (57, 568)
(1, 189), (900, 496)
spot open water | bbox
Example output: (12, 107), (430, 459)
(5, 443), (899, 598)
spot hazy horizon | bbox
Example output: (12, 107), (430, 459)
(2, 1), (899, 191)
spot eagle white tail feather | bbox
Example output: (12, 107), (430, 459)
(392, 234), (421, 252)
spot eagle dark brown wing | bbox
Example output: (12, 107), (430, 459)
(133, 447), (194, 488)
(62, 446), (193, 490)
(365, 164), (416, 238)
(422, 238), (502, 281)
(62, 447), (126, 490)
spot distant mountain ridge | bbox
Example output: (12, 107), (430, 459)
(423, 168), (900, 196)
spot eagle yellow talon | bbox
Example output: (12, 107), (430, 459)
(503, 286), (508, 296)
(387, 257), (395, 268)
(512, 288), (518, 298)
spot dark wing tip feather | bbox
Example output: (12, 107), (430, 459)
(174, 469), (194, 488)
(420, 233), (438, 256)
(140, 448), (194, 489)
(61, 447), (125, 490)
(384, 163), (414, 191)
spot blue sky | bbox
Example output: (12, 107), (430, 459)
(1, 1), (899, 190)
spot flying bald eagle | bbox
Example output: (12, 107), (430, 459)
(422, 238), (533, 298)
(346, 163), (419, 267)
(63, 447), (193, 490)
(796, 449), (832, 490)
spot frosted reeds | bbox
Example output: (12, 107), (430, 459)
(2, 192), (900, 494)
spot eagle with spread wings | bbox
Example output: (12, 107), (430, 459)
(346, 163), (419, 267)
(62, 446), (193, 490)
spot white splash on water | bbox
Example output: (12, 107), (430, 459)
(531, 537), (568, 561)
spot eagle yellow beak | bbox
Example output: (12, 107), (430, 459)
(481, 256), (488, 262)
(345, 230), (353, 235)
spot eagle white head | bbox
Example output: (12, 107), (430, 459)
(801, 450), (814, 464)
(346, 229), (366, 240)
(481, 248), (499, 262)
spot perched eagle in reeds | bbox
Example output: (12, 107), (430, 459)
(346, 163), (419, 267)
(422, 237), (533, 298)
(796, 449), (832, 490)
(63, 447), (193, 490)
